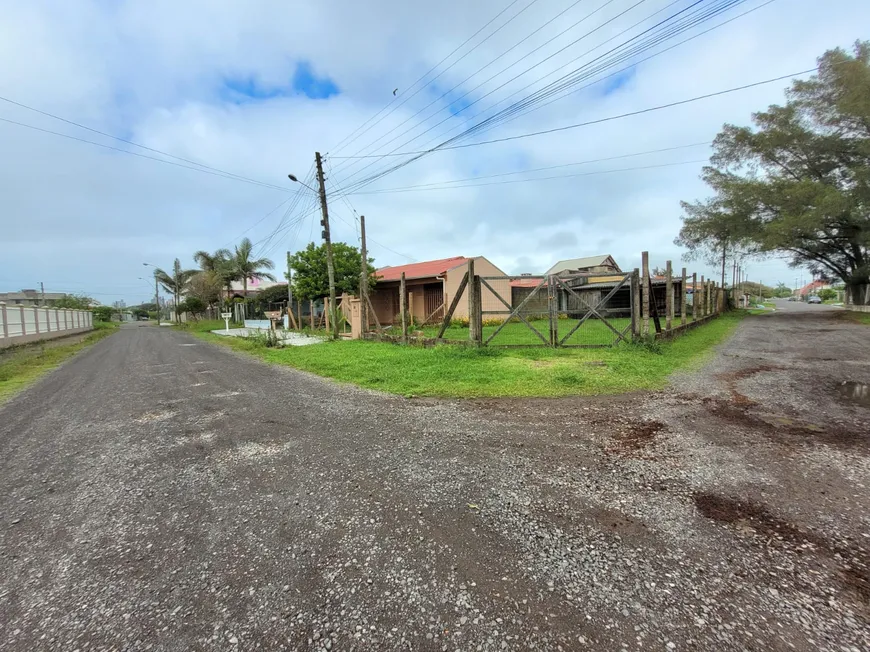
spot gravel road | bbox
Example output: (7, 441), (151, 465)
(1, 315), (868, 651)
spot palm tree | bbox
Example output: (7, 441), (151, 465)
(194, 248), (234, 305)
(230, 238), (276, 297)
(154, 258), (197, 321)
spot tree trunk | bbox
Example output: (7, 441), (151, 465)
(721, 243), (727, 288)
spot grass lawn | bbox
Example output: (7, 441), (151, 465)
(839, 310), (870, 325)
(0, 321), (118, 404)
(185, 314), (743, 398)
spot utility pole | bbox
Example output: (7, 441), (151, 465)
(40, 281), (45, 307)
(154, 275), (161, 326)
(359, 215), (368, 333)
(286, 251), (295, 329)
(314, 151), (338, 340)
(720, 244), (727, 288)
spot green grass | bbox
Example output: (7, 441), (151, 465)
(839, 310), (870, 325)
(0, 321), (118, 404)
(418, 317), (633, 346)
(192, 314), (744, 398)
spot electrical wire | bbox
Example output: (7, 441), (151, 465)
(329, 0), (533, 156)
(0, 95), (294, 191)
(332, 0), (759, 193)
(0, 116), (292, 192)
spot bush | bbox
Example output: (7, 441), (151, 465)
(92, 306), (113, 322)
(818, 288), (837, 301)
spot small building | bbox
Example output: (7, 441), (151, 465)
(545, 254), (622, 277)
(0, 289), (68, 307)
(371, 256), (509, 325)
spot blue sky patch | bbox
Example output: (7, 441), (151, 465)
(222, 61), (339, 103)
(601, 67), (636, 96)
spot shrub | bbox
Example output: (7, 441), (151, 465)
(817, 288), (837, 301)
(92, 306), (112, 322)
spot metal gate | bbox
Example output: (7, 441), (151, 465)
(478, 273), (634, 347)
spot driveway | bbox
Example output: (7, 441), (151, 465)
(0, 317), (867, 651)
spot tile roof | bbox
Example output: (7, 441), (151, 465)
(377, 256), (467, 282)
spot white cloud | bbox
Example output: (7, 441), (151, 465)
(0, 0), (866, 302)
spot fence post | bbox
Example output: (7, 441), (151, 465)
(0, 303), (7, 339)
(680, 268), (687, 326)
(641, 252), (650, 336)
(701, 276), (707, 318)
(34, 306), (41, 334)
(691, 273), (697, 320)
(467, 259), (482, 345)
(630, 269), (640, 339)
(665, 261), (674, 330)
(707, 281), (713, 315)
(547, 276), (558, 347)
(399, 272), (408, 343)
(309, 300), (314, 329)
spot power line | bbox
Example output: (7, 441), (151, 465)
(331, 0), (759, 193)
(0, 94), (294, 191)
(350, 158), (707, 194)
(0, 116), (292, 193)
(345, 141), (710, 192)
(329, 0), (534, 157)
(330, 0), (597, 173)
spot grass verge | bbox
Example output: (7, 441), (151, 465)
(838, 310), (870, 325)
(189, 314), (743, 398)
(0, 322), (118, 404)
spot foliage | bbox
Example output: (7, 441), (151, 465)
(52, 294), (94, 310)
(186, 271), (223, 307)
(92, 306), (113, 322)
(818, 288), (838, 301)
(194, 248), (236, 301)
(774, 282), (793, 298)
(132, 308), (149, 319)
(288, 241), (376, 300)
(154, 259), (197, 319)
(735, 281), (775, 298)
(230, 237), (276, 295)
(195, 314), (743, 398)
(677, 42), (870, 303)
(184, 297), (206, 316)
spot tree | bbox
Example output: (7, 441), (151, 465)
(289, 241), (376, 301)
(818, 288), (838, 301)
(676, 42), (870, 304)
(194, 248), (235, 303)
(186, 271), (223, 311)
(774, 282), (793, 298)
(229, 237), (276, 296)
(92, 306), (112, 322)
(154, 259), (197, 321)
(53, 294), (94, 310)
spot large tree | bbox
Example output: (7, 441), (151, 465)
(194, 248), (236, 302)
(154, 259), (197, 320)
(230, 237), (276, 296)
(288, 241), (376, 301)
(676, 41), (870, 304)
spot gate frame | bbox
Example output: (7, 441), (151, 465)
(479, 276), (549, 346)
(551, 273), (633, 348)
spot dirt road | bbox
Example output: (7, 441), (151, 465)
(1, 315), (867, 651)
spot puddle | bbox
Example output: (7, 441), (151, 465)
(838, 381), (870, 406)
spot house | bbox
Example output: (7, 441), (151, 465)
(545, 254), (622, 276)
(797, 279), (831, 297)
(0, 289), (67, 307)
(228, 277), (285, 300)
(371, 256), (510, 325)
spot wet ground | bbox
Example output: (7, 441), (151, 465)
(0, 312), (867, 651)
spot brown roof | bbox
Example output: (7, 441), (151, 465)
(377, 256), (466, 282)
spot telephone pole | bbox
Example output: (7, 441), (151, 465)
(359, 215), (368, 333)
(314, 151), (338, 340)
(40, 281), (45, 307)
(286, 251), (295, 329)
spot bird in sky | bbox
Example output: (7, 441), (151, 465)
(393, 88), (398, 96)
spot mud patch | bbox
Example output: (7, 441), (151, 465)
(716, 365), (782, 405)
(608, 420), (666, 453)
(694, 492), (870, 604)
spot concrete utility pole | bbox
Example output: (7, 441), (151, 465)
(154, 276), (161, 326)
(286, 251), (294, 329)
(359, 215), (368, 333)
(40, 282), (45, 307)
(314, 151), (338, 340)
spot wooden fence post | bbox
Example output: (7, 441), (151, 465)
(467, 259), (482, 345)
(641, 252), (650, 336)
(700, 276), (707, 318)
(400, 272), (408, 343)
(631, 269), (640, 339)
(691, 273), (697, 321)
(309, 300), (314, 329)
(665, 261), (674, 330)
(680, 267), (687, 326)
(547, 276), (558, 346)
(708, 281), (713, 315)
(0, 303), (7, 339)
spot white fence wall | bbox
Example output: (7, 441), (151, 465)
(0, 303), (94, 348)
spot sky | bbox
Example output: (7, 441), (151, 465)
(1, 0), (866, 304)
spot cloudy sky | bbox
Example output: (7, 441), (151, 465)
(1, 0), (866, 304)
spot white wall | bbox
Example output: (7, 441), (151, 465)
(0, 303), (93, 348)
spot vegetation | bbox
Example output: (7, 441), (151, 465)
(288, 241), (376, 300)
(773, 282), (793, 298)
(0, 322), (117, 404)
(185, 314), (742, 398)
(231, 237), (276, 296)
(817, 288), (838, 301)
(154, 259), (197, 320)
(676, 42), (870, 304)
(52, 294), (94, 310)
(92, 306), (113, 322)
(840, 310), (870, 325)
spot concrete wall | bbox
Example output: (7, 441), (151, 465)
(846, 305), (870, 313)
(0, 303), (93, 348)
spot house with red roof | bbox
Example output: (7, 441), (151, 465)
(371, 256), (509, 325)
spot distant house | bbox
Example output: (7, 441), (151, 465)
(371, 256), (509, 325)
(545, 254), (622, 276)
(0, 289), (67, 307)
(797, 280), (831, 297)
(228, 278), (285, 300)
